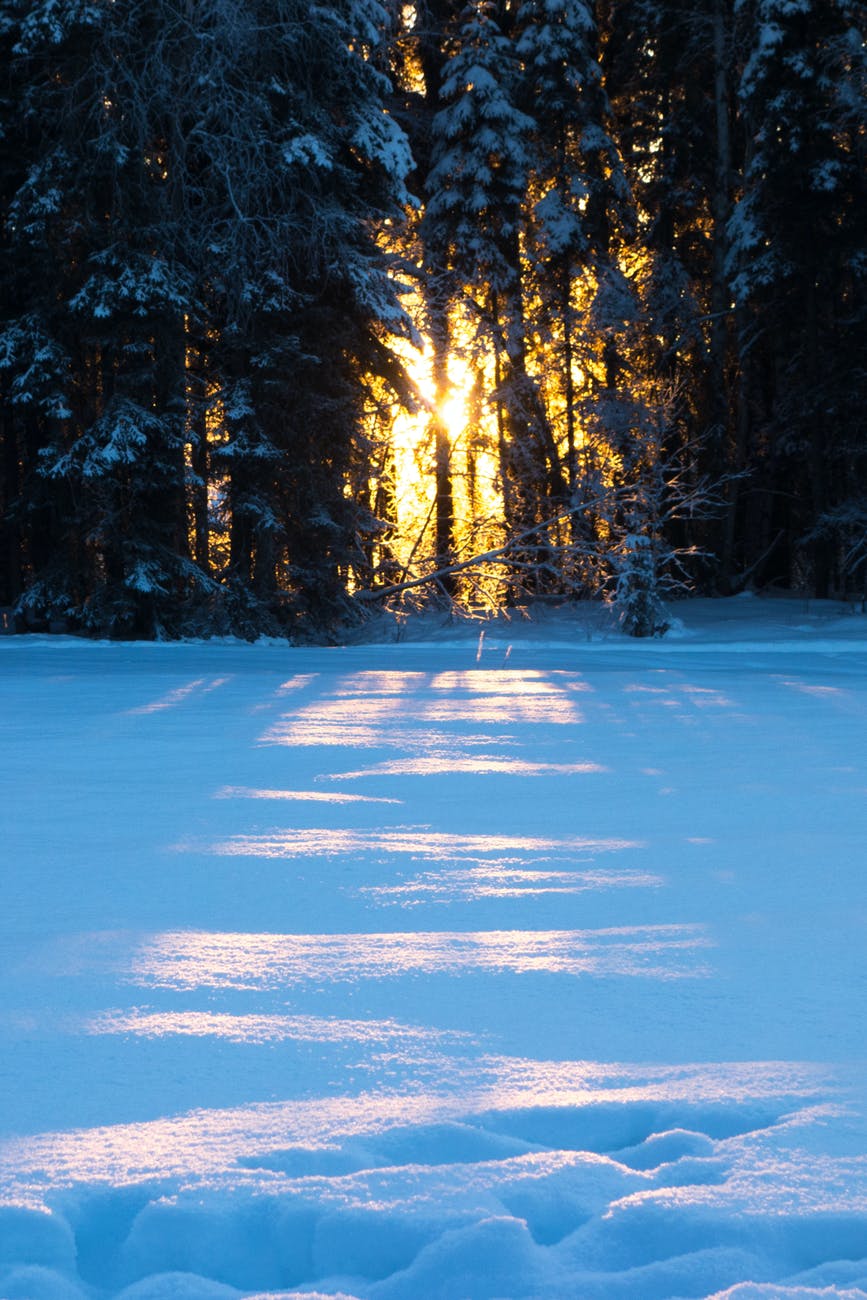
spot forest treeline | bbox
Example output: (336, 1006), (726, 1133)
(0, 0), (865, 639)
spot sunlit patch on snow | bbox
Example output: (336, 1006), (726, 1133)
(249, 674), (321, 713)
(624, 683), (735, 709)
(200, 677), (231, 694)
(408, 671), (585, 722)
(205, 828), (639, 863)
(359, 866), (664, 905)
(276, 673), (319, 694)
(413, 694), (582, 723)
(324, 756), (606, 778)
(260, 668), (589, 746)
(261, 696), (580, 746)
(429, 669), (585, 695)
(9, 619), (867, 1298)
(679, 685), (736, 706)
(260, 697), (406, 747)
(332, 671), (427, 696)
(127, 925), (712, 991)
(86, 1009), (465, 1046)
(779, 678), (846, 698)
(607, 1106), (867, 1219)
(0, 1048), (854, 1300)
(0, 1058), (831, 1197)
(125, 678), (211, 715)
(214, 786), (401, 804)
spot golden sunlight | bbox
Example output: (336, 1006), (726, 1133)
(388, 325), (503, 598)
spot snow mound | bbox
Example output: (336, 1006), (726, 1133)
(3, 1083), (866, 1297)
(707, 1286), (867, 1300)
(116, 1275), (242, 1300)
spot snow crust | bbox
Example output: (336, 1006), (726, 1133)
(2, 596), (867, 1298)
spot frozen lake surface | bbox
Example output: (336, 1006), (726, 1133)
(2, 595), (867, 1299)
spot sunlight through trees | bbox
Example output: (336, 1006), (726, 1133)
(0, 0), (865, 638)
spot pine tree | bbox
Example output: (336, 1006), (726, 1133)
(517, 0), (639, 592)
(0, 0), (107, 627)
(389, 0), (464, 592)
(0, 0), (414, 638)
(728, 0), (867, 593)
(423, 0), (569, 599)
(602, 0), (741, 592)
(198, 0), (415, 635)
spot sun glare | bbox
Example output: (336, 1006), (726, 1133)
(437, 389), (468, 445)
(388, 327), (503, 595)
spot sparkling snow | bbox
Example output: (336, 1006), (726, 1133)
(2, 595), (867, 1299)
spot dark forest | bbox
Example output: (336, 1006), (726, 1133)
(1, 0), (865, 639)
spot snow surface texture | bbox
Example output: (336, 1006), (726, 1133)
(2, 595), (867, 1300)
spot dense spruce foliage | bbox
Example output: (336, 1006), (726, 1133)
(1, 0), (865, 638)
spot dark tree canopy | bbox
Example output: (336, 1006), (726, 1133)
(1, 0), (865, 638)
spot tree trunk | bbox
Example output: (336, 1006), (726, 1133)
(429, 295), (456, 595)
(0, 392), (22, 607)
(710, 0), (737, 591)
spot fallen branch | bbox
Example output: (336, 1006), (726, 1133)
(355, 508), (582, 602)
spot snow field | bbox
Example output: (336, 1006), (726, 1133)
(2, 599), (867, 1298)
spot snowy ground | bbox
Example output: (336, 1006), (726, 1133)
(2, 594), (867, 1300)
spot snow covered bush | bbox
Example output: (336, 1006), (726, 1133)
(613, 530), (670, 637)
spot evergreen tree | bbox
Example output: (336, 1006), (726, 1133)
(2, 0), (864, 634)
(602, 0), (740, 591)
(200, 0), (414, 635)
(0, 0), (413, 637)
(424, 0), (566, 590)
(728, 0), (867, 593)
(517, 0), (639, 592)
(390, 0), (464, 591)
(0, 0), (110, 627)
